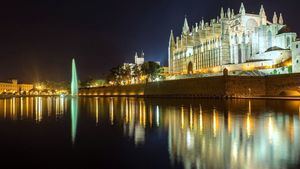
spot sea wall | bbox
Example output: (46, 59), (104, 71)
(225, 76), (266, 97)
(265, 73), (300, 96)
(79, 74), (300, 98)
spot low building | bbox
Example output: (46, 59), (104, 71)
(0, 79), (33, 94)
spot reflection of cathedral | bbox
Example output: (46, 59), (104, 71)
(89, 97), (300, 169)
(167, 101), (300, 169)
(168, 3), (300, 74)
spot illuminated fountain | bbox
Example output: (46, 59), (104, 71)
(71, 58), (78, 96)
(70, 58), (78, 144)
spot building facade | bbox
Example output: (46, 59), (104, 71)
(169, 3), (299, 74)
(0, 79), (33, 94)
(134, 51), (145, 65)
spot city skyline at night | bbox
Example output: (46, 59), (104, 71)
(0, 0), (299, 81)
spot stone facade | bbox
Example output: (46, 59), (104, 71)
(0, 79), (33, 94)
(169, 3), (299, 74)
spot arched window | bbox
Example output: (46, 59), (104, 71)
(268, 31), (272, 48)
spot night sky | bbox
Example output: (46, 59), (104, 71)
(0, 0), (298, 82)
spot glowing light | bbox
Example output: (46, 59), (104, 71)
(156, 105), (160, 127)
(71, 58), (78, 96)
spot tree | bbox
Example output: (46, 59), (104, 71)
(141, 61), (163, 82)
(132, 64), (143, 83)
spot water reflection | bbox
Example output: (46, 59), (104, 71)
(86, 97), (300, 169)
(0, 96), (67, 121)
(0, 97), (300, 169)
(71, 97), (78, 144)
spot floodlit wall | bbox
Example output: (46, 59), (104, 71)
(80, 73), (300, 97)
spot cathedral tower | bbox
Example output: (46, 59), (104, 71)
(168, 30), (175, 72)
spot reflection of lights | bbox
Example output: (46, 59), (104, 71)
(4, 99), (6, 119)
(125, 98), (129, 124)
(186, 130), (194, 150)
(139, 101), (142, 125)
(71, 97), (78, 144)
(20, 97), (23, 119)
(156, 105), (160, 127)
(134, 124), (145, 146)
(95, 97), (99, 125)
(143, 102), (146, 127)
(299, 104), (300, 120)
(47, 97), (52, 117)
(247, 114), (251, 138)
(213, 109), (217, 137)
(109, 98), (114, 125)
(26, 97), (29, 117)
(12, 98), (16, 119)
(55, 97), (59, 117)
(232, 141), (238, 162)
(60, 96), (64, 114)
(228, 112), (231, 133)
(267, 116), (280, 145)
(199, 105), (203, 132)
(268, 116), (274, 144)
(35, 97), (42, 122)
(189, 105), (193, 129)
(248, 100), (252, 114)
(149, 106), (153, 127)
(181, 106), (184, 129)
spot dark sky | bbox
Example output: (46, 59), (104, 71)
(0, 0), (299, 82)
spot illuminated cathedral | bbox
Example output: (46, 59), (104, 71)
(168, 3), (300, 75)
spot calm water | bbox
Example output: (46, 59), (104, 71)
(0, 97), (300, 169)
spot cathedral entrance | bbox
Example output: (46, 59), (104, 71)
(188, 61), (193, 74)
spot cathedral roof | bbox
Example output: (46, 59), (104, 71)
(277, 26), (292, 35)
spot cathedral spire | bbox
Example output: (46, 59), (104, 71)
(141, 50), (144, 58)
(231, 9), (235, 18)
(273, 12), (278, 24)
(259, 5), (266, 17)
(220, 7), (224, 19)
(169, 30), (175, 47)
(239, 2), (246, 15)
(182, 16), (190, 35)
(279, 13), (284, 24)
(227, 8), (231, 18)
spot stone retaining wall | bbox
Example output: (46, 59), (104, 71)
(79, 74), (300, 97)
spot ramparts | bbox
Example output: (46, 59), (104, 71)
(79, 73), (300, 98)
